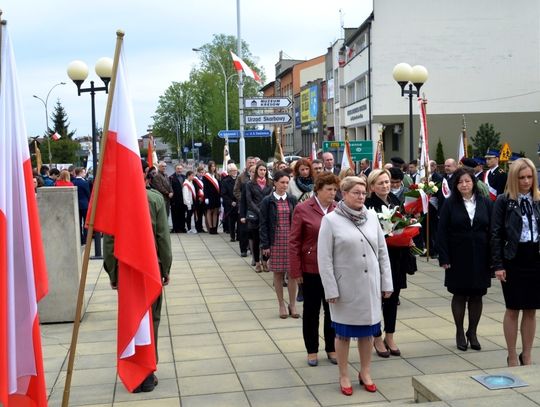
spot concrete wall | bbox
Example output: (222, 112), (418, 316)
(37, 187), (84, 323)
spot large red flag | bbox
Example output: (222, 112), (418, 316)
(230, 51), (261, 83)
(0, 22), (49, 407)
(89, 40), (162, 392)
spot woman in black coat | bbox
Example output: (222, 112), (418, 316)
(438, 167), (492, 351)
(203, 160), (221, 234)
(244, 161), (273, 272)
(492, 158), (540, 366)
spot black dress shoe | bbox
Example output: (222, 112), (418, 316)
(374, 342), (390, 358)
(240, 252), (248, 257)
(456, 333), (468, 351)
(132, 373), (156, 393)
(466, 331), (481, 351)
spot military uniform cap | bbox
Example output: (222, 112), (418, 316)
(484, 149), (499, 158)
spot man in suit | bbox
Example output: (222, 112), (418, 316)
(322, 152), (339, 175)
(72, 167), (91, 244)
(169, 164), (186, 233)
(484, 149), (507, 200)
(360, 158), (372, 177)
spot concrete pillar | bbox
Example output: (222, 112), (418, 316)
(37, 187), (84, 323)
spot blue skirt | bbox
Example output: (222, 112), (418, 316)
(332, 321), (381, 339)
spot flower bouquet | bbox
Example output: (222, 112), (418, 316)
(403, 181), (439, 215)
(369, 205), (421, 248)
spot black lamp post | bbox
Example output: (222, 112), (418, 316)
(392, 63), (428, 162)
(67, 58), (113, 258)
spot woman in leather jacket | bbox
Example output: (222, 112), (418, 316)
(491, 158), (540, 366)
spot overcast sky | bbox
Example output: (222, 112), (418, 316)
(2, 0), (372, 139)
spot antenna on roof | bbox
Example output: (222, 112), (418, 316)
(339, 9), (344, 38)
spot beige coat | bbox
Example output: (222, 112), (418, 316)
(317, 209), (393, 326)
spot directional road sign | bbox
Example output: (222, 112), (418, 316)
(217, 129), (272, 139)
(244, 97), (292, 109)
(244, 114), (291, 125)
(322, 140), (373, 161)
(218, 130), (240, 138)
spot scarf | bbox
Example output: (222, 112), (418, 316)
(257, 177), (267, 190)
(334, 200), (368, 226)
(295, 176), (314, 193)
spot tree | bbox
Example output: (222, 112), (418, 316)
(470, 123), (501, 157)
(152, 34), (266, 162)
(436, 139), (445, 164)
(48, 99), (76, 139)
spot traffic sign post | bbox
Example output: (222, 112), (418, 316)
(244, 114), (291, 125)
(322, 140), (373, 161)
(244, 97), (292, 109)
(218, 130), (240, 139)
(217, 129), (271, 139)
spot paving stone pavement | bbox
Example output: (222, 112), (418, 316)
(41, 232), (540, 406)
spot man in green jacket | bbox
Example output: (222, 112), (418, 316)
(103, 161), (172, 393)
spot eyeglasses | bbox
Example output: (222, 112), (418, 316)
(347, 190), (367, 197)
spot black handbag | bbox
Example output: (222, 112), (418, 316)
(246, 210), (258, 222)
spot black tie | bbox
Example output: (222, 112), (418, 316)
(520, 197), (533, 242)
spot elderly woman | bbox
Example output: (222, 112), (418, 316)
(290, 172), (340, 366)
(260, 171), (298, 318)
(288, 158), (315, 203)
(437, 167), (493, 351)
(365, 169), (415, 358)
(318, 176), (393, 396)
(245, 161), (273, 272)
(492, 158), (540, 366)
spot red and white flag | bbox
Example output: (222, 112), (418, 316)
(0, 23), (49, 407)
(373, 140), (383, 170)
(417, 98), (430, 181)
(51, 132), (61, 141)
(340, 136), (354, 171)
(89, 40), (162, 392)
(230, 51), (261, 83)
(457, 132), (466, 162)
(310, 141), (317, 161)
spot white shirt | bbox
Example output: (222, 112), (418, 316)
(462, 195), (476, 226)
(273, 191), (287, 200)
(314, 196), (329, 214)
(518, 193), (538, 242)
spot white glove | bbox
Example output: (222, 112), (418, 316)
(204, 198), (209, 205)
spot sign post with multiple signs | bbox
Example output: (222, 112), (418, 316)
(322, 140), (374, 162)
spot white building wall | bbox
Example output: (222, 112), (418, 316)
(299, 63), (325, 86)
(371, 0), (540, 116)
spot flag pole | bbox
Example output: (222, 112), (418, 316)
(462, 115), (468, 158)
(62, 29), (125, 407)
(421, 95), (431, 261)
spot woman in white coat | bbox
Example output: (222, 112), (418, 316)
(318, 176), (393, 396)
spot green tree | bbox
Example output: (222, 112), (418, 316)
(470, 123), (501, 157)
(436, 139), (445, 164)
(152, 34), (266, 162)
(48, 99), (76, 139)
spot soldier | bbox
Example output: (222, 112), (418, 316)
(103, 162), (172, 393)
(484, 149), (507, 201)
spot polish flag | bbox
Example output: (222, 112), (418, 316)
(457, 132), (465, 162)
(340, 135), (354, 171)
(0, 23), (49, 407)
(89, 40), (162, 392)
(310, 141), (317, 161)
(51, 132), (61, 141)
(230, 51), (261, 83)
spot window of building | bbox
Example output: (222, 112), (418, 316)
(347, 84), (355, 105)
(356, 76), (367, 101)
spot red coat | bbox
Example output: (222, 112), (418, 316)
(289, 196), (336, 279)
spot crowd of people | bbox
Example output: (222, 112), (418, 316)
(33, 145), (540, 396)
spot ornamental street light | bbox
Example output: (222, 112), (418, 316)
(392, 63), (428, 161)
(67, 57), (113, 258)
(33, 81), (66, 164)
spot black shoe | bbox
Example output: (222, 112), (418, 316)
(230, 238), (236, 242)
(179, 229), (187, 233)
(240, 252), (248, 257)
(456, 332), (468, 351)
(519, 353), (524, 365)
(466, 331), (481, 351)
(132, 374), (156, 393)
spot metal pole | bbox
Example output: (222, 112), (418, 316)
(89, 81), (102, 258)
(408, 83), (414, 162)
(237, 0), (245, 170)
(175, 118), (181, 159)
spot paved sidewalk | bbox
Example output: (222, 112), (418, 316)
(41, 232), (539, 406)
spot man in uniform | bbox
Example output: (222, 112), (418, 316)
(103, 161), (172, 393)
(484, 149), (507, 201)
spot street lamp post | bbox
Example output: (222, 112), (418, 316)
(392, 63), (428, 161)
(67, 57), (113, 258)
(33, 81), (66, 164)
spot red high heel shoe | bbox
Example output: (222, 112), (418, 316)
(359, 373), (377, 393)
(340, 384), (353, 396)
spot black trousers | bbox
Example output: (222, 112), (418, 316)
(185, 209), (194, 231)
(302, 273), (335, 354)
(237, 221), (249, 252)
(227, 210), (239, 240)
(194, 202), (205, 232)
(249, 229), (268, 262)
(171, 202), (186, 232)
(79, 207), (88, 244)
(375, 287), (401, 336)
